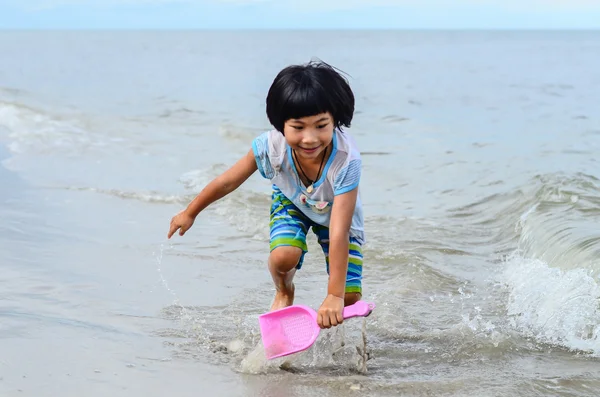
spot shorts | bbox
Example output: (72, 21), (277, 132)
(269, 186), (363, 294)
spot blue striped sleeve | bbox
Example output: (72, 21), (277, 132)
(333, 159), (361, 195)
(251, 132), (275, 179)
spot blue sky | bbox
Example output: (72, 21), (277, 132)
(1, 0), (599, 29)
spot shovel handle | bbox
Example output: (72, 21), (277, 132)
(342, 301), (376, 319)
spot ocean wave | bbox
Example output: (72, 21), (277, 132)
(515, 172), (600, 273)
(0, 86), (27, 97)
(178, 164), (230, 192)
(58, 186), (190, 205)
(502, 253), (600, 355)
(416, 171), (600, 355)
(497, 172), (600, 355)
(218, 123), (266, 143)
(0, 100), (108, 156)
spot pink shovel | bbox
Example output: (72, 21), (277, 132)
(258, 300), (376, 360)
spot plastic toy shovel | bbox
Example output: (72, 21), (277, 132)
(258, 300), (376, 360)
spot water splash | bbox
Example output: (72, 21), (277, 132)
(152, 243), (210, 345)
(500, 173), (600, 354)
(502, 253), (600, 354)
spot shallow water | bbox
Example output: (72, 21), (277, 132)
(1, 30), (600, 396)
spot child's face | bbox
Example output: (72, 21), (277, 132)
(283, 112), (334, 161)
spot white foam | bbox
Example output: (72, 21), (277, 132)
(502, 252), (600, 354)
(63, 186), (188, 204)
(0, 101), (106, 156)
(178, 164), (228, 192)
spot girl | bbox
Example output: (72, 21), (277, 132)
(168, 60), (365, 330)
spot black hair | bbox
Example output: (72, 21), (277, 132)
(266, 59), (355, 133)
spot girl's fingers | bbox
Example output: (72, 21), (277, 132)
(168, 223), (179, 238)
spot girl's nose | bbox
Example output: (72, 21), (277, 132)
(302, 131), (319, 143)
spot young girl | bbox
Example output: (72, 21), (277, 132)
(167, 60), (365, 330)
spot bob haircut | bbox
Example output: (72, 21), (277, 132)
(266, 60), (355, 134)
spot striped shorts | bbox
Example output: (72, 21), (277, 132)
(269, 186), (363, 294)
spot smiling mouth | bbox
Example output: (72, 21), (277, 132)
(299, 146), (320, 153)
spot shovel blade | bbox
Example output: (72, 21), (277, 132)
(258, 305), (320, 360)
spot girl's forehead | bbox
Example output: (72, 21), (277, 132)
(288, 112), (332, 124)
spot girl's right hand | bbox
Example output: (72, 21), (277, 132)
(167, 210), (195, 239)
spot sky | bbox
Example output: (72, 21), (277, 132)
(0, 0), (599, 29)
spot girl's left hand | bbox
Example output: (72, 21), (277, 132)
(317, 294), (345, 329)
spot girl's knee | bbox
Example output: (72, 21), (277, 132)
(269, 246), (303, 272)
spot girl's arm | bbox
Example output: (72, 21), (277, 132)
(316, 186), (358, 328)
(168, 148), (257, 239)
(327, 187), (358, 298)
(184, 148), (258, 218)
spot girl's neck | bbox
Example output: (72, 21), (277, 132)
(292, 141), (332, 188)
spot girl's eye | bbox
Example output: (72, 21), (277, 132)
(292, 126), (303, 130)
(317, 124), (328, 129)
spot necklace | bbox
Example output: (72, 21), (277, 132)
(293, 146), (327, 194)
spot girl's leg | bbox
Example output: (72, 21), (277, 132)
(268, 246), (302, 311)
(344, 292), (362, 306)
(268, 185), (310, 311)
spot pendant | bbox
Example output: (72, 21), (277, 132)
(307, 184), (314, 193)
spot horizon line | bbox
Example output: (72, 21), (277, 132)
(1, 27), (599, 31)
